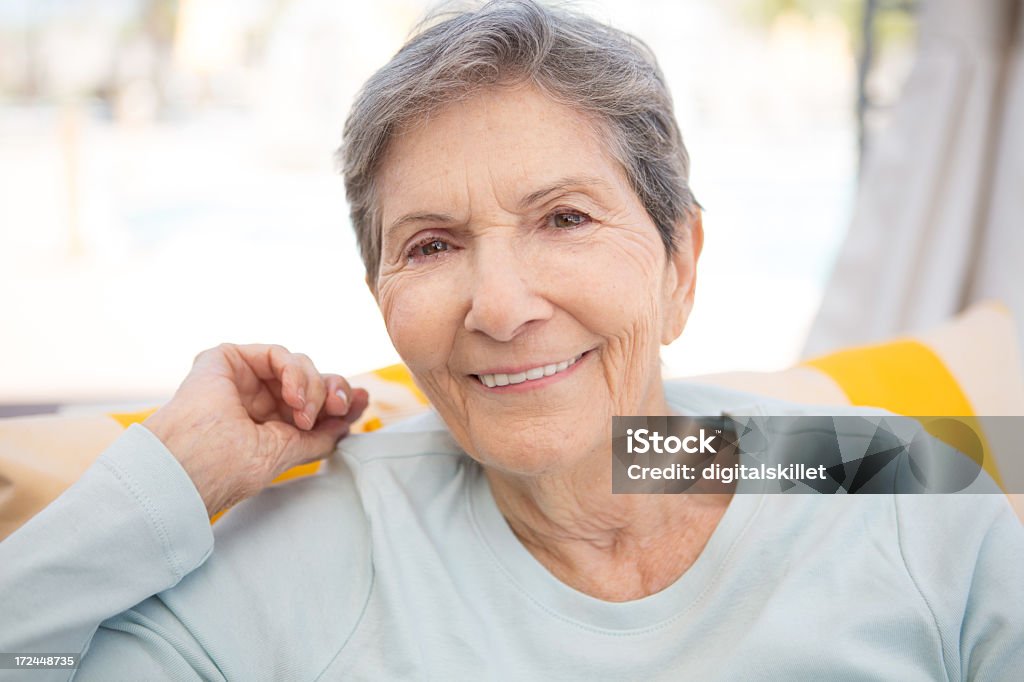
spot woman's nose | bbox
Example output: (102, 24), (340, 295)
(463, 245), (553, 342)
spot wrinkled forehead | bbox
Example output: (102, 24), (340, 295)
(374, 85), (629, 234)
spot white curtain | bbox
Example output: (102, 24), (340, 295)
(804, 0), (1024, 357)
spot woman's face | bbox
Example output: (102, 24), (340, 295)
(374, 84), (701, 475)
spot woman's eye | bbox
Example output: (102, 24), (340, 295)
(549, 211), (589, 229)
(408, 238), (449, 260)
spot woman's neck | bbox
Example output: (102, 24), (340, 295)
(485, 452), (733, 602)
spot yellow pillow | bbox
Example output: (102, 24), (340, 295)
(688, 301), (1023, 517)
(691, 301), (1023, 417)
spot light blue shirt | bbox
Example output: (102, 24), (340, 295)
(1, 381), (1022, 680)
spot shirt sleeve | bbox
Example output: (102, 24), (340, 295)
(896, 493), (1024, 681)
(0, 424), (215, 681)
(958, 499), (1024, 681)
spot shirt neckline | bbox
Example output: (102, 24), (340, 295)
(466, 395), (767, 633)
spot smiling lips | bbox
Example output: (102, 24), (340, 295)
(475, 353), (584, 388)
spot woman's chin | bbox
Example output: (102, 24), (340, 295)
(468, 431), (606, 478)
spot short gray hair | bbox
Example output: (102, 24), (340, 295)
(339, 0), (699, 284)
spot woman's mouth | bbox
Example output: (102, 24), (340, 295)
(474, 351), (587, 389)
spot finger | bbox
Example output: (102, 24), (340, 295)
(220, 344), (303, 409)
(227, 345), (324, 429)
(276, 417), (351, 470)
(342, 388), (371, 424)
(280, 363), (306, 414)
(323, 374), (354, 417)
(272, 349), (316, 418)
(277, 353), (325, 430)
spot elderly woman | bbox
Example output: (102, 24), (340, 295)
(2, 1), (1022, 679)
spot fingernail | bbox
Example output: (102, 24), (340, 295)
(304, 402), (318, 427)
(297, 387), (306, 406)
(335, 389), (349, 409)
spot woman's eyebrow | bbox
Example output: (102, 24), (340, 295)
(385, 176), (610, 240)
(518, 175), (613, 209)
(386, 212), (458, 241)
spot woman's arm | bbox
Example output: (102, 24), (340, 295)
(0, 424), (214, 680)
(895, 493), (1024, 681)
(0, 344), (368, 678)
(957, 501), (1024, 680)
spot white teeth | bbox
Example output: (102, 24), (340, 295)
(477, 353), (584, 388)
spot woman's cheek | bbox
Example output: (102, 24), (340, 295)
(378, 271), (459, 372)
(552, 234), (665, 396)
(548, 235), (660, 326)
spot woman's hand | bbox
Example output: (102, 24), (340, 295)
(143, 343), (369, 517)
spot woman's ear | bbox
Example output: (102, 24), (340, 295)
(661, 210), (703, 345)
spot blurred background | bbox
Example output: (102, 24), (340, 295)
(0, 0), (922, 407)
